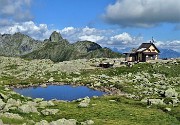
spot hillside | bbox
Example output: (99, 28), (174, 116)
(0, 31), (123, 62)
(21, 31), (123, 62)
(0, 32), (43, 56)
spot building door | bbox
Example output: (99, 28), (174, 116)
(142, 54), (146, 62)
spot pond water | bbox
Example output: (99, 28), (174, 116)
(14, 85), (105, 101)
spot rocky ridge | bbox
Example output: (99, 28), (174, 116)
(0, 31), (122, 62)
(0, 32), (43, 56)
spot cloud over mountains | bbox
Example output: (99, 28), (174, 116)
(0, 0), (179, 52)
(0, 20), (179, 52)
(103, 0), (180, 28)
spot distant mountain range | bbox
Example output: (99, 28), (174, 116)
(1, 31), (178, 62)
(0, 32), (122, 62)
(110, 47), (180, 59)
(159, 49), (180, 59)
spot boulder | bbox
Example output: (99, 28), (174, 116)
(165, 88), (178, 98)
(0, 99), (5, 110)
(148, 99), (164, 105)
(93, 82), (101, 87)
(3, 104), (14, 112)
(47, 101), (55, 106)
(99, 74), (109, 78)
(26, 101), (38, 107)
(109, 100), (116, 102)
(0, 119), (3, 125)
(0, 93), (8, 100)
(48, 77), (54, 82)
(165, 108), (171, 112)
(81, 120), (94, 125)
(172, 98), (179, 106)
(19, 104), (38, 113)
(41, 109), (59, 115)
(39, 101), (55, 108)
(0, 112), (23, 120)
(49, 118), (77, 125)
(6, 98), (21, 106)
(4, 88), (10, 91)
(34, 98), (44, 103)
(78, 97), (90, 108)
(78, 102), (89, 108)
(40, 84), (47, 88)
(35, 120), (49, 125)
(28, 120), (36, 125)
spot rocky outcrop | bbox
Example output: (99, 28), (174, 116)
(72, 41), (102, 53)
(19, 104), (38, 113)
(35, 118), (77, 125)
(0, 99), (5, 110)
(165, 88), (178, 98)
(148, 99), (165, 105)
(78, 97), (90, 108)
(41, 109), (59, 115)
(49, 31), (63, 42)
(81, 120), (94, 125)
(3, 98), (21, 112)
(35, 120), (49, 125)
(50, 118), (77, 125)
(6, 98), (21, 107)
(0, 93), (8, 100)
(39, 101), (55, 108)
(0, 112), (23, 120)
(48, 77), (54, 82)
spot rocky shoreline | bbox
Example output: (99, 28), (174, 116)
(0, 85), (95, 125)
(8, 81), (124, 98)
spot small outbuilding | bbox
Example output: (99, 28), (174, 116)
(99, 62), (113, 68)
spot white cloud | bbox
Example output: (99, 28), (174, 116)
(60, 26), (108, 43)
(108, 32), (143, 46)
(103, 0), (180, 28)
(82, 27), (97, 35)
(0, 23), (107, 42)
(0, 21), (179, 52)
(0, 0), (33, 25)
(79, 35), (105, 42)
(0, 21), (55, 40)
(168, 40), (180, 46)
(150, 40), (180, 52)
(110, 32), (133, 44)
(61, 27), (75, 35)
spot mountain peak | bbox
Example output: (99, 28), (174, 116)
(49, 31), (63, 42)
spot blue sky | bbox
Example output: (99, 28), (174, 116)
(32, 0), (115, 28)
(0, 0), (180, 51)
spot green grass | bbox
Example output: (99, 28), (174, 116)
(4, 64), (19, 70)
(1, 96), (179, 125)
(54, 96), (180, 125)
(0, 117), (27, 125)
(0, 59), (180, 124)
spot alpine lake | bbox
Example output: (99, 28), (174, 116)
(13, 85), (106, 101)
